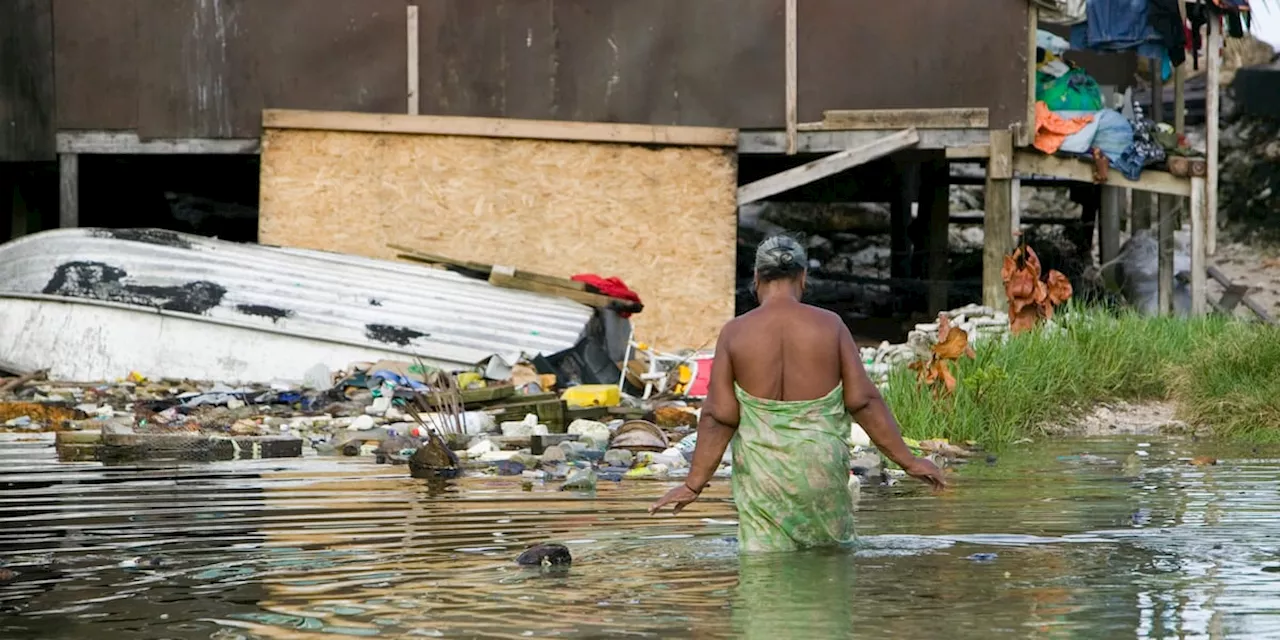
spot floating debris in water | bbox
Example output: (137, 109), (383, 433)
(515, 543), (572, 567)
(967, 553), (998, 562)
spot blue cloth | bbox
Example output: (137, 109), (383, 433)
(1070, 0), (1167, 59)
(1055, 110), (1104, 155)
(1078, 109), (1146, 181)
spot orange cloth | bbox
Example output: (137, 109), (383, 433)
(1032, 101), (1095, 154)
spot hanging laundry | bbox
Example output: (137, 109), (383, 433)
(1035, 0), (1088, 25)
(1070, 0), (1167, 60)
(1147, 0), (1187, 66)
(1033, 102), (1096, 154)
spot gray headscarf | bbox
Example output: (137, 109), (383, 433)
(754, 235), (808, 273)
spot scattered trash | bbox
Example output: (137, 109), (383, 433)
(967, 553), (998, 563)
(515, 543), (572, 567)
(561, 468), (598, 491)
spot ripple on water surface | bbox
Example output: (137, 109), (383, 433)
(3, 436), (1280, 638)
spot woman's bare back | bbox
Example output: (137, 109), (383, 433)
(723, 299), (847, 402)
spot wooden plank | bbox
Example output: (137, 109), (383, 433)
(784, 0), (798, 155)
(983, 129), (1015, 309)
(52, 0), (138, 131)
(262, 109), (739, 147)
(740, 128), (987, 154)
(1012, 150), (1192, 197)
(736, 128), (920, 206)
(1206, 16), (1222, 256)
(55, 131), (260, 155)
(58, 154), (78, 229)
(1020, 4), (1039, 147)
(488, 270), (642, 313)
(1190, 176), (1207, 316)
(1207, 266), (1278, 325)
(407, 5), (419, 115)
(390, 244), (590, 291)
(821, 108), (989, 131)
(946, 145), (990, 159)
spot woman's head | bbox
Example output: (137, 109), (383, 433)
(753, 235), (807, 298)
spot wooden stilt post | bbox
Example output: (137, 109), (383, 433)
(1190, 176), (1208, 315)
(1206, 14), (1222, 255)
(1158, 61), (1184, 314)
(890, 160), (918, 280)
(59, 154), (78, 229)
(1100, 186), (1123, 287)
(407, 5), (420, 115)
(983, 129), (1015, 309)
(923, 158), (951, 315)
(784, 0), (797, 155)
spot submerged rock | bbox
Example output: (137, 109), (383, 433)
(515, 543), (572, 567)
(560, 468), (598, 491)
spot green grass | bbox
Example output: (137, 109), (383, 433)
(882, 305), (1280, 447)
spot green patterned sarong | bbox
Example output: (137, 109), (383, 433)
(731, 383), (857, 553)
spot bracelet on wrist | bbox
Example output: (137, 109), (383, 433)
(685, 482), (705, 495)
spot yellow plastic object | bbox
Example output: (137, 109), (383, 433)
(456, 372), (485, 389)
(561, 384), (621, 408)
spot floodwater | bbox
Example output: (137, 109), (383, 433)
(3, 436), (1280, 639)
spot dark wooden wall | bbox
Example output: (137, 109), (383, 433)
(0, 0), (56, 161)
(3, 0), (1032, 161)
(419, 0), (1032, 130)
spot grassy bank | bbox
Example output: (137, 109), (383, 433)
(883, 307), (1280, 447)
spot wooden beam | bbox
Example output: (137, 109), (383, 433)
(983, 129), (1015, 309)
(488, 269), (639, 312)
(1206, 16), (1222, 256)
(1020, 3), (1039, 148)
(1100, 186), (1124, 287)
(946, 144), (990, 159)
(1190, 176), (1207, 316)
(390, 244), (589, 291)
(262, 109), (739, 147)
(56, 132), (260, 155)
(889, 161), (917, 279)
(820, 108), (989, 131)
(1013, 150), (1192, 197)
(1208, 266), (1277, 324)
(58, 154), (77, 229)
(784, 0), (797, 155)
(923, 159), (951, 314)
(739, 128), (987, 154)
(406, 5), (419, 115)
(1158, 191), (1176, 315)
(736, 128), (920, 206)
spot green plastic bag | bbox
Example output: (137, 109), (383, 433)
(1037, 68), (1104, 112)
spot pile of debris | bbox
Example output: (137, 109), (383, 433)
(860, 304), (1012, 386)
(1220, 108), (1280, 237)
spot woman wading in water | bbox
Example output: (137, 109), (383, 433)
(649, 235), (946, 552)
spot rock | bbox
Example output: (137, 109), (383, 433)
(510, 452), (541, 469)
(849, 451), (883, 476)
(540, 445), (567, 464)
(348, 415), (377, 431)
(515, 543), (572, 567)
(849, 423), (871, 447)
(603, 448), (634, 467)
(567, 419), (611, 448)
(502, 414), (549, 437)
(561, 468), (598, 491)
(466, 437), (499, 457)
(409, 437), (460, 479)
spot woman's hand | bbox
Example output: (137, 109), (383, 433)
(903, 457), (947, 490)
(648, 483), (702, 515)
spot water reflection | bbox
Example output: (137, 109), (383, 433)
(2, 436), (1280, 638)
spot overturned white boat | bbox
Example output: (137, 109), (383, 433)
(0, 228), (594, 383)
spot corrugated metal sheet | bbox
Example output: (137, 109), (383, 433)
(0, 228), (594, 369)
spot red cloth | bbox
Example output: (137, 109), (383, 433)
(571, 274), (642, 316)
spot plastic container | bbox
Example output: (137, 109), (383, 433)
(561, 384), (621, 408)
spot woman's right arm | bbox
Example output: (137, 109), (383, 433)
(836, 323), (946, 488)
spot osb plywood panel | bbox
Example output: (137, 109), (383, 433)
(258, 129), (737, 351)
